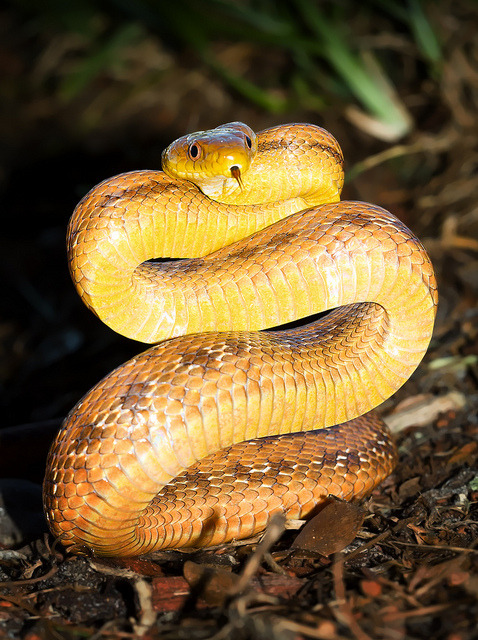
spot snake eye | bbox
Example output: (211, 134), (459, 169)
(188, 143), (201, 160)
(245, 135), (252, 149)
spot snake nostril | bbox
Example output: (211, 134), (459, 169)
(245, 135), (252, 149)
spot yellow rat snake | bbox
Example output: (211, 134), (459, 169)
(43, 123), (437, 556)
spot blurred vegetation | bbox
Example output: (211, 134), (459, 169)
(9, 0), (448, 140)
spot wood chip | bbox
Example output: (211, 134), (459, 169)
(384, 391), (466, 432)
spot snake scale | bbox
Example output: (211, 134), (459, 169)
(43, 123), (437, 556)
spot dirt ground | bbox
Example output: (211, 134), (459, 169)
(0, 3), (477, 639)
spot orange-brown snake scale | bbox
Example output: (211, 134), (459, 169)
(43, 123), (437, 556)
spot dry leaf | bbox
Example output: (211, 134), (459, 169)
(291, 501), (366, 555)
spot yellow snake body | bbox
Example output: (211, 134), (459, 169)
(43, 123), (437, 556)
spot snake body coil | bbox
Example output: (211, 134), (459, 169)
(43, 123), (437, 556)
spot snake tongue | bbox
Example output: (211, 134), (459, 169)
(230, 165), (243, 189)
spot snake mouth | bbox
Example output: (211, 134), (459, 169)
(230, 165), (243, 189)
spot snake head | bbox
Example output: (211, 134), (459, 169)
(161, 122), (256, 198)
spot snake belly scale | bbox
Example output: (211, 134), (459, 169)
(43, 123), (437, 556)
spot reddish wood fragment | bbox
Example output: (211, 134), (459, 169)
(447, 571), (470, 587)
(112, 557), (164, 577)
(151, 576), (192, 612)
(151, 565), (305, 612)
(360, 579), (382, 597)
(447, 441), (478, 466)
(316, 620), (337, 636)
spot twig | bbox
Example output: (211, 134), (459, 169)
(132, 578), (157, 637)
(0, 564), (58, 587)
(263, 552), (289, 576)
(392, 541), (478, 554)
(0, 593), (40, 617)
(227, 513), (286, 597)
(343, 530), (391, 562)
(347, 130), (457, 182)
(332, 553), (373, 640)
(382, 603), (453, 621)
(276, 617), (348, 639)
